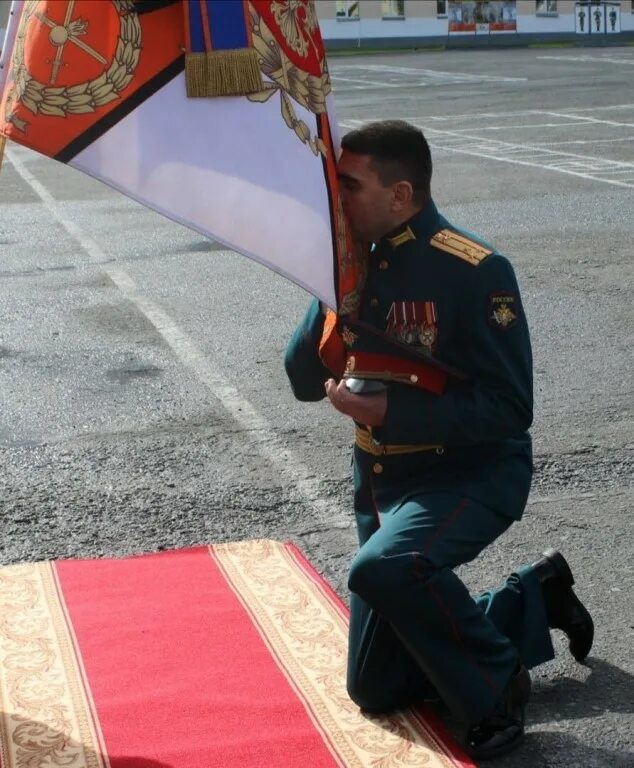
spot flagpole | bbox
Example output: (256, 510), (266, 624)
(0, 0), (23, 93)
(0, 0), (24, 167)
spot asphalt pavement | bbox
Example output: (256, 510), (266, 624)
(1, 46), (632, 766)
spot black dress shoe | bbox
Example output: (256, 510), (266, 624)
(464, 664), (531, 762)
(533, 549), (594, 662)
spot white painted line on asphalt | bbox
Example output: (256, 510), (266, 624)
(359, 64), (528, 82)
(421, 125), (634, 167)
(331, 75), (403, 88)
(342, 107), (634, 133)
(570, 103), (634, 112)
(417, 110), (541, 122)
(395, 104), (634, 123)
(542, 110), (634, 129)
(424, 135), (634, 189)
(331, 76), (495, 89)
(537, 55), (634, 66)
(586, 167), (634, 175)
(340, 120), (634, 189)
(330, 65), (526, 89)
(436, 121), (594, 133)
(530, 137), (634, 147)
(6, 147), (345, 527)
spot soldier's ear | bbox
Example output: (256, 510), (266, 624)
(391, 180), (414, 210)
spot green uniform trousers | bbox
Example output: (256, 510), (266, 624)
(347, 473), (555, 725)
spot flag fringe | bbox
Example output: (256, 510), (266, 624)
(0, 134), (6, 172)
(185, 49), (262, 98)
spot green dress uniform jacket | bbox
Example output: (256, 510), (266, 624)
(285, 200), (555, 725)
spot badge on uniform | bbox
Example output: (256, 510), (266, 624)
(387, 301), (438, 352)
(341, 326), (359, 348)
(489, 292), (518, 329)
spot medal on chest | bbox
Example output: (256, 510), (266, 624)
(387, 301), (438, 353)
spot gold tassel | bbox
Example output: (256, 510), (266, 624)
(0, 134), (6, 172)
(206, 48), (262, 97)
(185, 48), (262, 98)
(185, 52), (210, 98)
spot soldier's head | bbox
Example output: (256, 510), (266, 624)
(337, 120), (432, 242)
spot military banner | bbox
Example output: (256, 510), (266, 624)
(0, 0), (363, 312)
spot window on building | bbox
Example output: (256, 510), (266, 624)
(382, 0), (405, 17)
(336, 0), (360, 19)
(437, 0), (448, 16)
(536, 0), (557, 14)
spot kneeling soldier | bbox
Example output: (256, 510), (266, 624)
(285, 120), (593, 761)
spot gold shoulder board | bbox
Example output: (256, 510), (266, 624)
(430, 229), (492, 266)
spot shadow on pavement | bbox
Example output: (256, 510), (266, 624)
(528, 657), (634, 723)
(496, 731), (634, 768)
(427, 658), (633, 766)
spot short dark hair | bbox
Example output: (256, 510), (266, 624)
(340, 120), (432, 203)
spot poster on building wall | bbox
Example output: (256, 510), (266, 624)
(590, 3), (605, 33)
(474, 1), (490, 34)
(448, 1), (476, 33)
(605, 4), (620, 33)
(575, 3), (591, 34)
(489, 1), (517, 33)
(448, 1), (516, 34)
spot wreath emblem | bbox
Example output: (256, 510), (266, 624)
(5, 0), (141, 132)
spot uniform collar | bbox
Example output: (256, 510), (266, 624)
(380, 199), (440, 250)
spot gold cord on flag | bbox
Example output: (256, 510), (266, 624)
(182, 0), (262, 98)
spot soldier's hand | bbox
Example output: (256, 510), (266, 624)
(324, 378), (387, 426)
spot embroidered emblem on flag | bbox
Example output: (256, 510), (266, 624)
(0, 0), (364, 315)
(1, 0), (172, 157)
(387, 301), (438, 352)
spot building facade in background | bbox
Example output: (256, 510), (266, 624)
(318, 0), (634, 47)
(1, 1), (633, 53)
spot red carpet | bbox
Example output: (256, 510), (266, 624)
(0, 540), (473, 767)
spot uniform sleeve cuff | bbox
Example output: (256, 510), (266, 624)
(379, 384), (428, 444)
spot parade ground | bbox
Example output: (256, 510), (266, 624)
(1, 47), (632, 766)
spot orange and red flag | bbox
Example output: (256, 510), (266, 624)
(0, 0), (364, 313)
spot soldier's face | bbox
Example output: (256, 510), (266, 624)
(337, 151), (396, 242)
